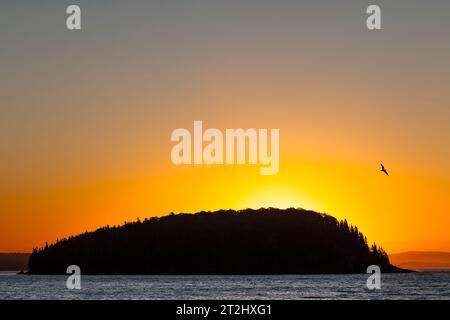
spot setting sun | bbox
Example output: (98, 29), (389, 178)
(238, 185), (321, 212)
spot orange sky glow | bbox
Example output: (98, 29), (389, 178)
(1, 1), (449, 254)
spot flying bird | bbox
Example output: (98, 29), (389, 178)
(380, 163), (389, 176)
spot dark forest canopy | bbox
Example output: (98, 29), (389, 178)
(27, 208), (407, 274)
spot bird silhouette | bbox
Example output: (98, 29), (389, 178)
(380, 163), (389, 176)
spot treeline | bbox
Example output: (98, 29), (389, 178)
(27, 208), (405, 274)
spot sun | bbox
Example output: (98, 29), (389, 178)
(237, 185), (321, 212)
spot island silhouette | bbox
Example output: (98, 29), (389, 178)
(27, 208), (407, 274)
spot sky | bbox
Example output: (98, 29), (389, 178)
(1, 0), (450, 253)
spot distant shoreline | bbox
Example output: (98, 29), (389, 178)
(389, 251), (450, 270)
(0, 253), (30, 272)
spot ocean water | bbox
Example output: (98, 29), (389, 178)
(0, 271), (449, 300)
